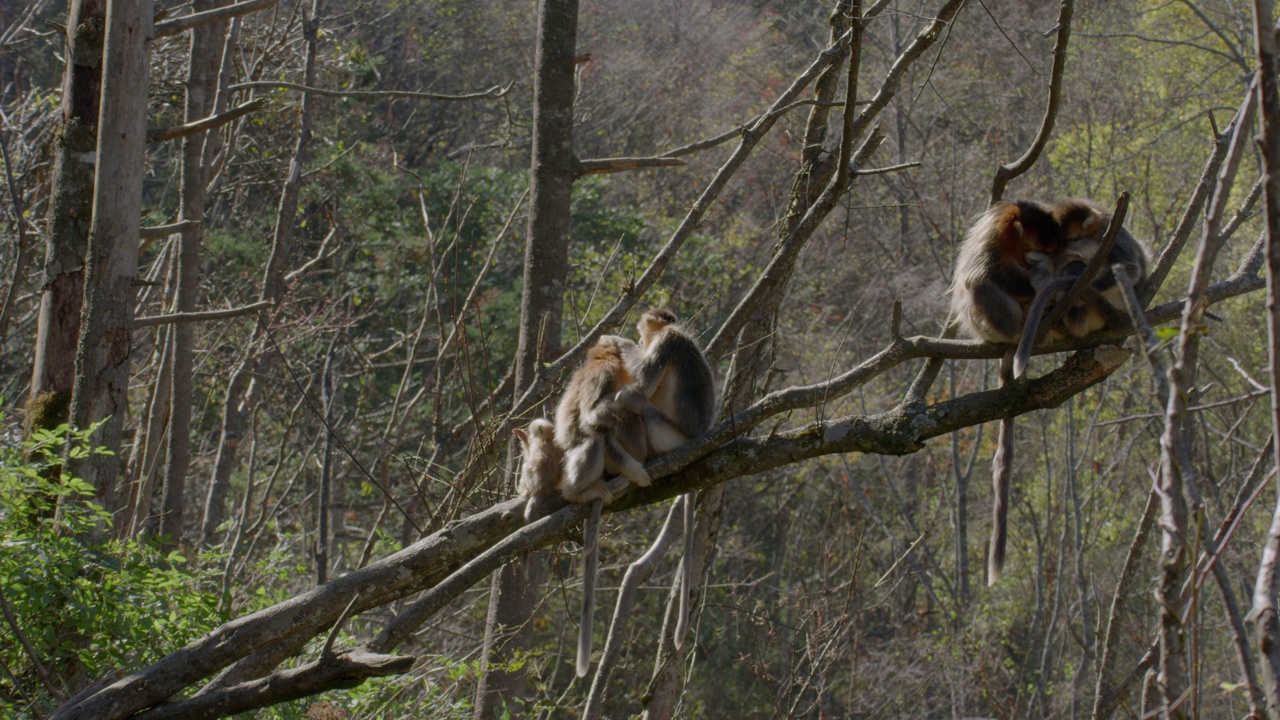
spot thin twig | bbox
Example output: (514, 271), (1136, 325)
(134, 301), (274, 328)
(228, 80), (511, 101)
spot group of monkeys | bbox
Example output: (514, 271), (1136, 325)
(513, 307), (716, 677)
(511, 197), (1149, 675)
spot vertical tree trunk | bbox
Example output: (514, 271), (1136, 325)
(1249, 1), (1280, 716)
(27, 0), (104, 438)
(474, 1), (577, 717)
(202, 0), (319, 546)
(159, 0), (229, 544)
(64, 0), (154, 512)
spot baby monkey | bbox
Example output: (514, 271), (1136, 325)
(513, 419), (563, 523)
(616, 308), (716, 650)
(554, 334), (653, 678)
(1011, 199), (1150, 377)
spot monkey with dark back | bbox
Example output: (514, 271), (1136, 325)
(948, 200), (1064, 586)
(616, 307), (716, 649)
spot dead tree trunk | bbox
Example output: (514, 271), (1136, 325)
(1249, 1), (1280, 716)
(474, 1), (578, 716)
(27, 0), (104, 438)
(159, 0), (230, 543)
(64, 0), (154, 513)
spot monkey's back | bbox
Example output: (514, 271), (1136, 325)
(555, 351), (631, 447)
(648, 331), (716, 436)
(950, 243), (1037, 343)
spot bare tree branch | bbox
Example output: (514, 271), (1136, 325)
(147, 98), (267, 143)
(575, 156), (687, 176)
(133, 301), (273, 328)
(154, 0), (275, 38)
(227, 80), (511, 102)
(989, 0), (1074, 203)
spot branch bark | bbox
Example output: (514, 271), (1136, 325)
(1250, 1), (1280, 717)
(989, 0), (1073, 204)
(153, 0), (273, 38)
(1156, 67), (1258, 717)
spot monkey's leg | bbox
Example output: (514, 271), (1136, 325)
(971, 282), (1026, 344)
(577, 498), (602, 678)
(602, 434), (651, 487)
(989, 351), (1015, 585)
(1060, 287), (1129, 337)
(562, 440), (613, 505)
(674, 493), (696, 649)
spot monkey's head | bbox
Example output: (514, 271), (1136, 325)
(588, 335), (636, 377)
(513, 418), (554, 448)
(1053, 199), (1108, 241)
(996, 200), (1061, 260)
(637, 307), (678, 346)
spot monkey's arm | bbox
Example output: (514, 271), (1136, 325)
(614, 386), (690, 454)
(601, 433), (651, 487)
(628, 352), (673, 400)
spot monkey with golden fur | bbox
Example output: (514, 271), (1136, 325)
(949, 200), (1065, 345)
(553, 334), (653, 678)
(555, 335), (653, 505)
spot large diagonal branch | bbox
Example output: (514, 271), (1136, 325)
(55, 230), (1268, 718)
(52, 332), (1131, 720)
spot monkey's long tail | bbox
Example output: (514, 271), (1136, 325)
(577, 499), (603, 678)
(674, 493), (695, 649)
(988, 352), (1015, 586)
(1013, 276), (1075, 378)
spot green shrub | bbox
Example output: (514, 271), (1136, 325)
(0, 422), (220, 717)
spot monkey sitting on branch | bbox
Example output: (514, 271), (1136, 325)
(948, 196), (1149, 584)
(948, 199), (1063, 586)
(615, 307), (716, 651)
(550, 334), (655, 678)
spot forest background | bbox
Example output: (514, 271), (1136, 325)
(0, 0), (1277, 718)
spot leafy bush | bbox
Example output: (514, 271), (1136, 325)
(0, 422), (220, 717)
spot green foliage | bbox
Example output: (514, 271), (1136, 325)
(0, 423), (220, 716)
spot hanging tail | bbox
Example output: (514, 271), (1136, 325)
(576, 499), (603, 677)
